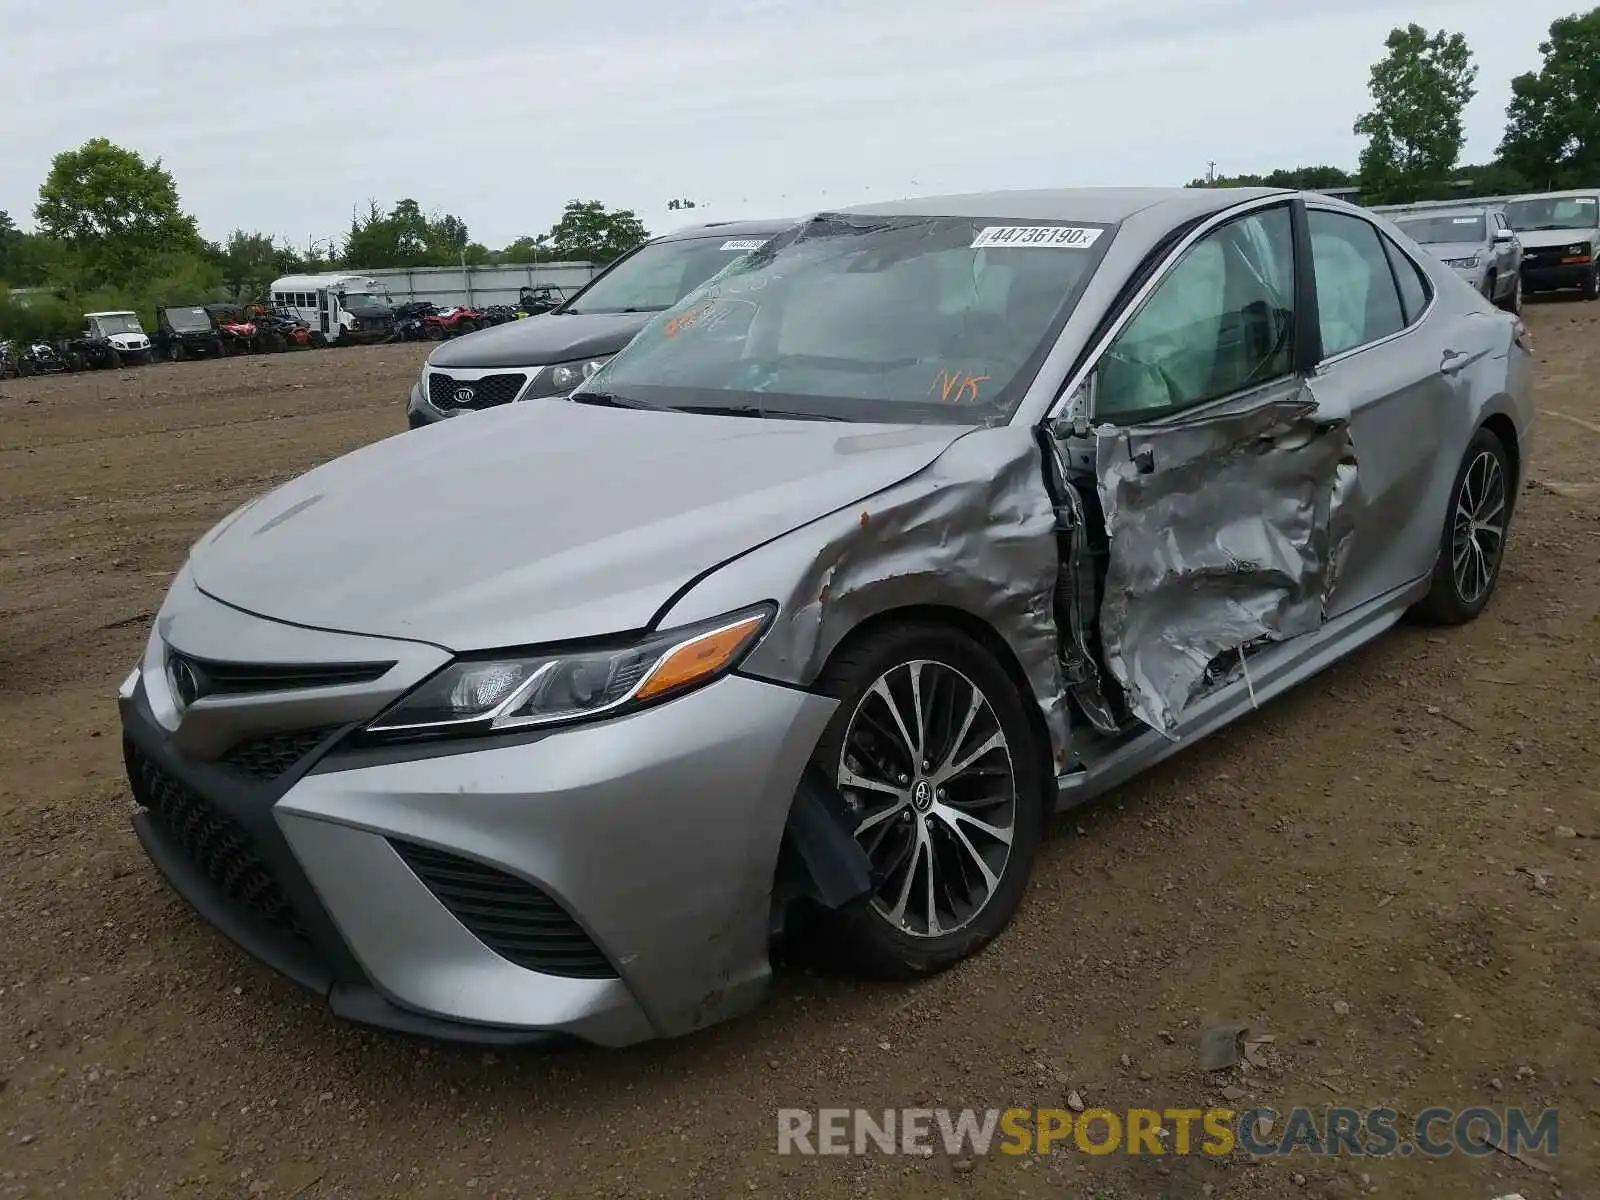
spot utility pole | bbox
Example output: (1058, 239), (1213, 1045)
(1206, 161), (1217, 184)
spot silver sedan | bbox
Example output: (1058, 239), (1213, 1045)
(118, 186), (1533, 1047)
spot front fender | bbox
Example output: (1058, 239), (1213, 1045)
(654, 425), (1071, 767)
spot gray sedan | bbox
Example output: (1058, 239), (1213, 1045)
(118, 186), (1533, 1047)
(1391, 207), (1523, 313)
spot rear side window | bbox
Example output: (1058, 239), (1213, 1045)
(1308, 210), (1407, 357)
(1380, 236), (1432, 326)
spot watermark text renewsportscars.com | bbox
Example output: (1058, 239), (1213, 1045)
(776, 1106), (1559, 1160)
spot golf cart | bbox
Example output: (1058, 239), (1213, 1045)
(84, 312), (154, 364)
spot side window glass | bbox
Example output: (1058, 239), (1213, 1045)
(1096, 205), (1295, 420)
(1380, 235), (1431, 326)
(1308, 210), (1406, 356)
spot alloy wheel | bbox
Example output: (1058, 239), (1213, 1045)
(1451, 449), (1507, 606)
(837, 659), (1017, 939)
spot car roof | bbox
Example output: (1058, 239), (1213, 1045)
(830, 186), (1289, 225)
(84, 310), (137, 318)
(653, 217), (799, 242)
(1391, 206), (1490, 219)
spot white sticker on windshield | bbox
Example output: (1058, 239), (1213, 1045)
(1452, 216), (1479, 224)
(720, 239), (767, 251)
(972, 225), (1103, 249)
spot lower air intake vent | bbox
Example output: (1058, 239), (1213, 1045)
(389, 839), (617, 979)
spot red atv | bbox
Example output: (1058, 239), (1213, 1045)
(205, 304), (261, 354)
(423, 305), (485, 339)
(252, 305), (318, 351)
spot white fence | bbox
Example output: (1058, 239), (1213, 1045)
(352, 262), (603, 308)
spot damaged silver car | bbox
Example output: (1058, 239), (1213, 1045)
(118, 187), (1534, 1047)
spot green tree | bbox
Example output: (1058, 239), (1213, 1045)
(341, 198), (476, 267)
(1499, 8), (1600, 190)
(1354, 25), (1478, 203)
(33, 138), (202, 284)
(539, 200), (648, 263)
(1186, 166), (1355, 190)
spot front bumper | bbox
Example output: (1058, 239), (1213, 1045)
(406, 379), (446, 428)
(1520, 259), (1593, 292)
(118, 589), (834, 1046)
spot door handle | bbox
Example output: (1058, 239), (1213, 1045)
(1440, 349), (1470, 376)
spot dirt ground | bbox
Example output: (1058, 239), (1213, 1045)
(1, 304), (1597, 1200)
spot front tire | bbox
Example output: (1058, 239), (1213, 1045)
(1582, 267), (1599, 301)
(1413, 427), (1513, 625)
(806, 623), (1045, 980)
(1496, 272), (1522, 314)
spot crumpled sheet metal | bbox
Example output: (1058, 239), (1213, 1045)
(1094, 393), (1358, 735)
(740, 426), (1072, 768)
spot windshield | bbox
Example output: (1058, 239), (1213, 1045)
(341, 291), (391, 310)
(167, 306), (211, 331)
(562, 234), (782, 315)
(583, 214), (1112, 424)
(1502, 196), (1598, 232)
(91, 314), (143, 335)
(1396, 213), (1486, 244)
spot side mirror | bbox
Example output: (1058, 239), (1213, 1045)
(1493, 227), (1514, 243)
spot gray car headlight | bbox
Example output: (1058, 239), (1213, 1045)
(1443, 255), (1479, 269)
(362, 604), (773, 742)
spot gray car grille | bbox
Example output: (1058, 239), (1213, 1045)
(126, 742), (307, 941)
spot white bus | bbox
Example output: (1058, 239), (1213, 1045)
(267, 273), (397, 344)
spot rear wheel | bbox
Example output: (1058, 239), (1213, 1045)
(310, 331), (328, 348)
(213, 337), (229, 358)
(168, 343), (185, 363)
(1413, 427), (1513, 625)
(805, 623), (1045, 980)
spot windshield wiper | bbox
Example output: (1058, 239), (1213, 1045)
(570, 390), (653, 409)
(666, 403), (846, 421)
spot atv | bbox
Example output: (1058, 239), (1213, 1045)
(0, 340), (17, 380)
(478, 304), (520, 327)
(16, 342), (69, 376)
(389, 301), (435, 343)
(153, 305), (228, 361)
(422, 305), (484, 339)
(253, 306), (317, 351)
(516, 285), (566, 316)
(55, 333), (120, 371)
(205, 304), (262, 354)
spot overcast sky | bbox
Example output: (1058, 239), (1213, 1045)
(0, 0), (1582, 250)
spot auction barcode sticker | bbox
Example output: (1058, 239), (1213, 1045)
(971, 226), (1103, 249)
(721, 239), (768, 251)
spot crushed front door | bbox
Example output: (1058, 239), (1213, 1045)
(1092, 383), (1359, 735)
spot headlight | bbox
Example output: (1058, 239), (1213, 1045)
(1566, 243), (1592, 257)
(361, 604), (774, 742)
(533, 357), (610, 397)
(1443, 256), (1479, 269)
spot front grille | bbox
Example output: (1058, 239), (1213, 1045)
(167, 653), (393, 698)
(222, 727), (338, 782)
(427, 372), (528, 411)
(390, 839), (616, 979)
(127, 743), (306, 941)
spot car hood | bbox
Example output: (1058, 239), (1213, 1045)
(427, 311), (651, 369)
(1418, 240), (1485, 261)
(107, 332), (149, 348)
(1514, 228), (1596, 250)
(188, 400), (970, 651)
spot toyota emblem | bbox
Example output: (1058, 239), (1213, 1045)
(452, 385), (476, 405)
